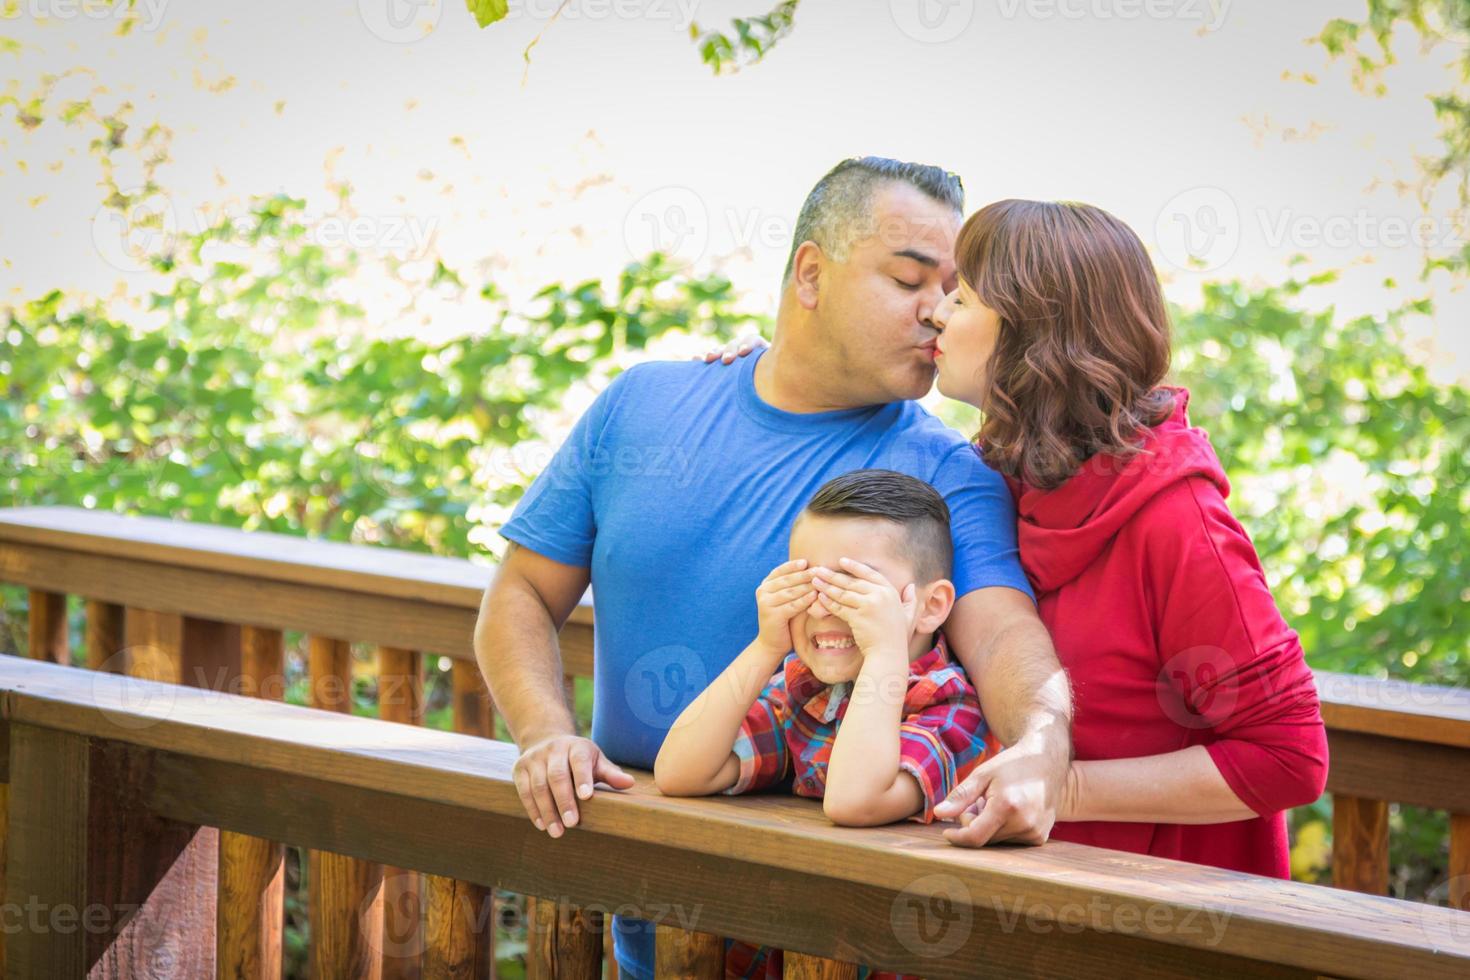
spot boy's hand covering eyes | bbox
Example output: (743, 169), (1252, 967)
(754, 558), (819, 659)
(811, 557), (916, 657)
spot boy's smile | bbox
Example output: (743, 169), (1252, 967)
(789, 513), (917, 684)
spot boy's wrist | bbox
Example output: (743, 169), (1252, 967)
(752, 634), (792, 665)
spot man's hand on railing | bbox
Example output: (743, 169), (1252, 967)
(933, 723), (1068, 847)
(512, 733), (635, 838)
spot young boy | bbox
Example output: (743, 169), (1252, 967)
(654, 469), (987, 977)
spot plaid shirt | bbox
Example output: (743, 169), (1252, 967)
(721, 631), (986, 823)
(721, 632), (985, 980)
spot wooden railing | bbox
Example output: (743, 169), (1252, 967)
(1, 505), (1468, 978)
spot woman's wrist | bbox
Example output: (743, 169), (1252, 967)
(1059, 760), (1087, 822)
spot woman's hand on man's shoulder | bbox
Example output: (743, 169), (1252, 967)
(693, 333), (769, 365)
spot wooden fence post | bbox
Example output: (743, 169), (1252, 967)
(309, 635), (385, 980)
(217, 626), (287, 979)
(1333, 794), (1390, 895)
(424, 659), (495, 980)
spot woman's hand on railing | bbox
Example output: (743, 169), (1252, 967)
(693, 333), (769, 364)
(512, 733), (635, 839)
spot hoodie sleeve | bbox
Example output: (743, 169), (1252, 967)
(1146, 476), (1329, 816)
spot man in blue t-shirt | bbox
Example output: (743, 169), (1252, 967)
(475, 157), (1073, 980)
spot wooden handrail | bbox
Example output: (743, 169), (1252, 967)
(5, 508), (1467, 746)
(0, 505), (592, 675)
(3, 656), (1468, 979)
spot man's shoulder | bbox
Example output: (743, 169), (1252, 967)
(594, 359), (741, 436)
(612, 358), (736, 397)
(876, 401), (989, 480)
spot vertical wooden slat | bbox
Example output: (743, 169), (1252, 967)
(218, 626), (286, 980)
(654, 924), (722, 980)
(528, 897), (604, 980)
(310, 848), (385, 980)
(784, 951), (859, 979)
(26, 589), (67, 664)
(85, 599), (125, 672)
(604, 915), (617, 980)
(380, 647), (425, 980)
(123, 606), (185, 682)
(1333, 794), (1390, 895)
(309, 635), (385, 980)
(183, 616), (243, 691)
(424, 877), (494, 980)
(1450, 812), (1470, 912)
(425, 659), (495, 980)
(0, 722), (8, 978)
(6, 728), (217, 977)
(5, 725), (88, 976)
(453, 658), (495, 739)
(310, 635), (354, 713)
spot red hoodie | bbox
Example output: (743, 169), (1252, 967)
(1006, 388), (1328, 878)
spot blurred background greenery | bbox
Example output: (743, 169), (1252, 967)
(2, 0), (1468, 973)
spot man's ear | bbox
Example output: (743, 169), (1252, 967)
(913, 578), (956, 634)
(791, 240), (823, 310)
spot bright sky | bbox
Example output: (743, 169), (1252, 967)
(2, 0), (1466, 384)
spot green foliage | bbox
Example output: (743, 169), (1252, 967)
(0, 195), (765, 558)
(466, 0), (511, 28)
(1173, 274), (1468, 686)
(689, 1), (801, 74)
(1314, 1), (1470, 276)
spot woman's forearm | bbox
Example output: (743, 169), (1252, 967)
(653, 639), (783, 795)
(1065, 745), (1257, 824)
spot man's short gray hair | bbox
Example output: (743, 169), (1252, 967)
(781, 157), (965, 287)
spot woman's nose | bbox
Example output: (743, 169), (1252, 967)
(931, 291), (955, 330)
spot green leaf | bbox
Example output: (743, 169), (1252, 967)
(466, 0), (509, 28)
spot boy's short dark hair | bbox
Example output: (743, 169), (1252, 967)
(800, 469), (953, 583)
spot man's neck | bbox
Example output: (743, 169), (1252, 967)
(753, 342), (864, 414)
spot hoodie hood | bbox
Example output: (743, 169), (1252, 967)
(1006, 387), (1230, 593)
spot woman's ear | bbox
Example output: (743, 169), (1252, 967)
(912, 579), (957, 634)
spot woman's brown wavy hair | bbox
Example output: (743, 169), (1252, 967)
(955, 199), (1176, 490)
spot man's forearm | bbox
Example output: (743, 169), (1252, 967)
(969, 612), (1072, 748)
(475, 577), (575, 746)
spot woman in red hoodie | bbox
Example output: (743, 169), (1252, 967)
(919, 199), (1328, 877)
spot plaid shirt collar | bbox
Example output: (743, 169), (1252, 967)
(784, 633), (953, 724)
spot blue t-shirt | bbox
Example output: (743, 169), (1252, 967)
(498, 348), (1030, 978)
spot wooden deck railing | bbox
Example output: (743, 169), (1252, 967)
(1, 505), (1468, 978)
